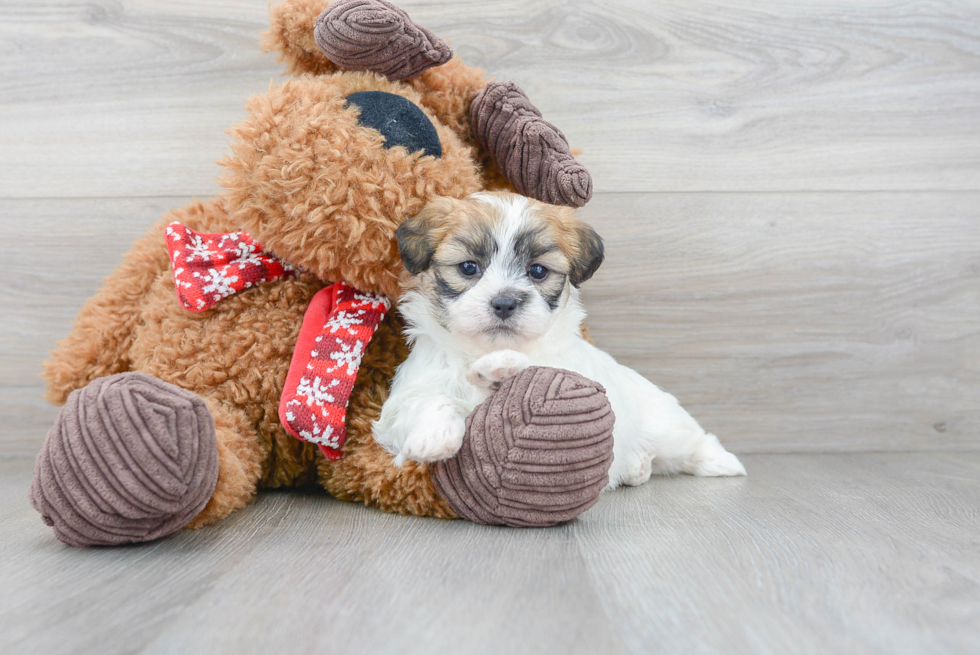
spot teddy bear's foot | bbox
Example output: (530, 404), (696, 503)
(314, 0), (453, 81)
(470, 81), (594, 208)
(433, 367), (614, 527)
(30, 372), (219, 547)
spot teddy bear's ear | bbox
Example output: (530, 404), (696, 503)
(265, 0), (454, 81)
(396, 197), (456, 276)
(262, 0), (339, 76)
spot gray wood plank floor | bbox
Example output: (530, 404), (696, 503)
(3, 193), (978, 455)
(1, 0), (978, 653)
(1, 452), (978, 655)
(2, 1), (979, 197)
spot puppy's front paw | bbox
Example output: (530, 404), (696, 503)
(467, 349), (530, 389)
(395, 401), (466, 465)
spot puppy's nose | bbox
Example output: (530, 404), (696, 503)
(491, 296), (519, 320)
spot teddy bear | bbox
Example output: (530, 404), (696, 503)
(29, 0), (615, 546)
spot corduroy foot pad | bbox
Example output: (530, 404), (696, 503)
(30, 372), (219, 547)
(469, 81), (594, 208)
(314, 0), (453, 81)
(434, 367), (614, 527)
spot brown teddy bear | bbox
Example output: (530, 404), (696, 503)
(30, 0), (614, 546)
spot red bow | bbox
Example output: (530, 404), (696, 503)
(166, 222), (297, 312)
(165, 223), (390, 459)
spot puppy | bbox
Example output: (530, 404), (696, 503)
(373, 191), (746, 487)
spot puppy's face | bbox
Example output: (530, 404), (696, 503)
(396, 192), (604, 346)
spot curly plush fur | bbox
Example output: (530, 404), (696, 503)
(37, 0), (641, 535)
(263, 0), (511, 192)
(220, 72), (485, 299)
(44, 197), (458, 525)
(43, 0), (526, 527)
(263, 0), (340, 77)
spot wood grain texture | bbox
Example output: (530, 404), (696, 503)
(3, 193), (976, 455)
(1, 0), (979, 198)
(578, 192), (980, 454)
(0, 197), (195, 454)
(1, 1), (979, 652)
(1, 452), (978, 654)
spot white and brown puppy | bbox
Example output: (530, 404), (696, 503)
(373, 191), (745, 486)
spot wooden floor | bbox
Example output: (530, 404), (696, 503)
(2, 452), (979, 654)
(1, 1), (978, 653)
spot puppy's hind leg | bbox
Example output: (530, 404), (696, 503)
(611, 365), (746, 480)
(676, 432), (746, 477)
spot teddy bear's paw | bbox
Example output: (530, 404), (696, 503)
(395, 400), (466, 465)
(433, 367), (615, 527)
(470, 81), (593, 208)
(314, 0), (453, 81)
(29, 372), (219, 547)
(466, 349), (530, 390)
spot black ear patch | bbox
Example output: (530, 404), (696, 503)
(396, 197), (454, 275)
(569, 223), (604, 287)
(345, 91), (442, 158)
(396, 217), (437, 276)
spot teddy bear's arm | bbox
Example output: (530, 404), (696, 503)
(43, 200), (238, 404)
(42, 220), (171, 404)
(183, 393), (268, 529)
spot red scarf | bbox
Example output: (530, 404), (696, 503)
(166, 222), (390, 460)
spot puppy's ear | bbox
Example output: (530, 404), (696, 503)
(568, 220), (604, 287)
(397, 197), (455, 275)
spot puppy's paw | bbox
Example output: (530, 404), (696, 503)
(683, 434), (747, 477)
(395, 401), (466, 465)
(467, 349), (530, 389)
(621, 455), (654, 487)
(606, 447), (657, 488)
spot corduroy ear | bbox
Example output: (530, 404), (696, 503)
(568, 221), (604, 287)
(397, 197), (455, 275)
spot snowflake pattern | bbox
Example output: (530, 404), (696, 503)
(278, 282), (390, 460)
(192, 268), (240, 306)
(165, 222), (296, 313)
(325, 309), (367, 336)
(165, 223), (390, 460)
(326, 339), (364, 376)
(184, 232), (221, 263)
(284, 404), (340, 448)
(294, 376), (340, 406)
(351, 292), (392, 311)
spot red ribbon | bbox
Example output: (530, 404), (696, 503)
(166, 222), (296, 312)
(166, 223), (390, 459)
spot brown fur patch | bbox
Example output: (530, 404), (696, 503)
(220, 73), (484, 300)
(431, 198), (501, 264)
(399, 193), (504, 303)
(262, 0), (338, 77)
(401, 191), (603, 291)
(45, 31), (569, 529)
(535, 199), (604, 286)
(396, 196), (457, 275)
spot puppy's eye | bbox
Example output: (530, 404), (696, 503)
(458, 261), (481, 277)
(528, 264), (549, 281)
